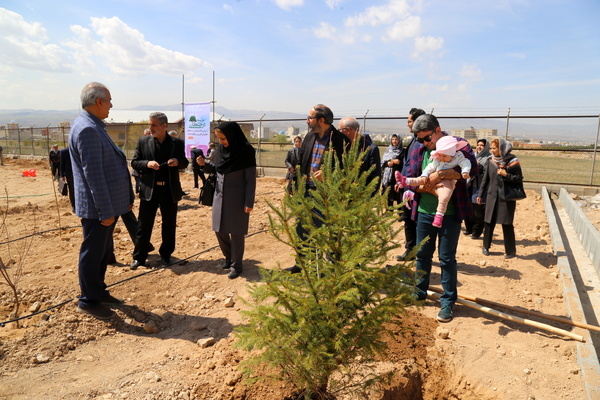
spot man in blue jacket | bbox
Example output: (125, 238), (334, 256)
(69, 82), (133, 320)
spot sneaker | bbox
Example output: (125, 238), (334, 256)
(100, 294), (124, 306)
(432, 213), (444, 228)
(77, 304), (116, 320)
(394, 171), (407, 188)
(437, 305), (453, 323)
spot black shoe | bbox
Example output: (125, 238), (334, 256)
(77, 304), (116, 320)
(482, 247), (490, 256)
(130, 260), (144, 270)
(228, 268), (242, 279)
(107, 253), (117, 265)
(222, 260), (232, 270)
(504, 253), (516, 259)
(160, 256), (171, 266)
(182, 191), (189, 196)
(100, 294), (125, 306)
(148, 243), (155, 252)
(396, 250), (414, 262)
(284, 265), (301, 274)
(463, 230), (472, 236)
(471, 234), (481, 239)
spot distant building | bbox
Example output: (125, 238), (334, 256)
(286, 125), (299, 138)
(256, 126), (272, 140)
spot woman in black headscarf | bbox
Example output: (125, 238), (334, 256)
(464, 138), (491, 238)
(477, 138), (523, 259)
(197, 121), (257, 279)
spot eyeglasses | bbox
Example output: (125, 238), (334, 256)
(416, 134), (433, 144)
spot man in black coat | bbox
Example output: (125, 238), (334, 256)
(49, 144), (61, 180)
(130, 112), (189, 269)
(285, 104), (350, 273)
(59, 147), (75, 211)
(190, 145), (206, 188)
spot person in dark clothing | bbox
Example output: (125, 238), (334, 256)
(338, 117), (381, 195)
(130, 112), (189, 270)
(59, 147), (75, 211)
(477, 138), (523, 259)
(381, 134), (404, 209)
(396, 107), (426, 261)
(190, 146), (206, 189)
(464, 139), (490, 239)
(284, 136), (302, 193)
(49, 144), (61, 180)
(284, 104), (350, 274)
(197, 121), (257, 279)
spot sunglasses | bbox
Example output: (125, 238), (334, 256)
(416, 134), (433, 144)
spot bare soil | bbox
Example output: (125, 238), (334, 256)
(0, 158), (590, 400)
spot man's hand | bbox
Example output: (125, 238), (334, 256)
(196, 156), (205, 166)
(167, 158), (179, 167)
(244, 207), (253, 213)
(101, 216), (115, 226)
(313, 170), (324, 182)
(147, 161), (160, 170)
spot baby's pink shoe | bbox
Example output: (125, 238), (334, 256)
(433, 213), (444, 228)
(395, 171), (407, 188)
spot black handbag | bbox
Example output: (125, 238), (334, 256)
(504, 180), (526, 201)
(58, 179), (68, 196)
(199, 173), (216, 206)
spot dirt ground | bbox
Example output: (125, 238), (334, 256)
(0, 158), (592, 400)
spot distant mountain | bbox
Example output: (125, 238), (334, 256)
(0, 109), (79, 126)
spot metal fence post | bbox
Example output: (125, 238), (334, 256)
(505, 108), (511, 140)
(590, 114), (600, 186)
(258, 114), (265, 166)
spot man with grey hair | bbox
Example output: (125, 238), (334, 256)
(130, 112), (188, 270)
(69, 82), (133, 320)
(338, 117), (381, 193)
(402, 113), (477, 323)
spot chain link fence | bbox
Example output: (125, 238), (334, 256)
(1, 110), (599, 187)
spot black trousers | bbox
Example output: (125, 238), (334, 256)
(400, 203), (417, 251)
(482, 201), (516, 255)
(215, 231), (245, 271)
(134, 186), (178, 263)
(464, 202), (485, 237)
(78, 218), (115, 307)
(193, 167), (206, 188)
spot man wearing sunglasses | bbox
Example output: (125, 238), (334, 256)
(402, 114), (477, 323)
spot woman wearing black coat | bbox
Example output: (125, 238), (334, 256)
(197, 121), (257, 279)
(477, 138), (523, 259)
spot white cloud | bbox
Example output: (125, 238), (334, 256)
(0, 7), (73, 72)
(313, 22), (359, 44)
(459, 64), (482, 81)
(383, 15), (421, 41)
(65, 17), (212, 77)
(345, 0), (411, 27)
(223, 4), (233, 12)
(273, 0), (304, 11)
(325, 0), (345, 9)
(412, 36), (444, 58)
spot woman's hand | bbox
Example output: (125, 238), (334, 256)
(497, 168), (507, 177)
(244, 207), (253, 213)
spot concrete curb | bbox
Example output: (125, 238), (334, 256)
(542, 186), (600, 399)
(559, 187), (600, 277)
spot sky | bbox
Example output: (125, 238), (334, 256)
(1, 0), (599, 117)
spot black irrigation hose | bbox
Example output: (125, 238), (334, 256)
(0, 229), (269, 327)
(0, 226), (81, 246)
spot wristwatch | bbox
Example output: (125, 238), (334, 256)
(439, 170), (445, 179)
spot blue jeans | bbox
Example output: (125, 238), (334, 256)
(415, 212), (461, 308)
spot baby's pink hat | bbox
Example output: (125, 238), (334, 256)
(431, 136), (468, 159)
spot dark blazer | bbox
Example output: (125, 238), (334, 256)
(190, 147), (205, 170)
(478, 155), (523, 225)
(298, 126), (350, 177)
(59, 148), (73, 182)
(68, 111), (133, 220)
(131, 134), (189, 203)
(284, 146), (302, 180)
